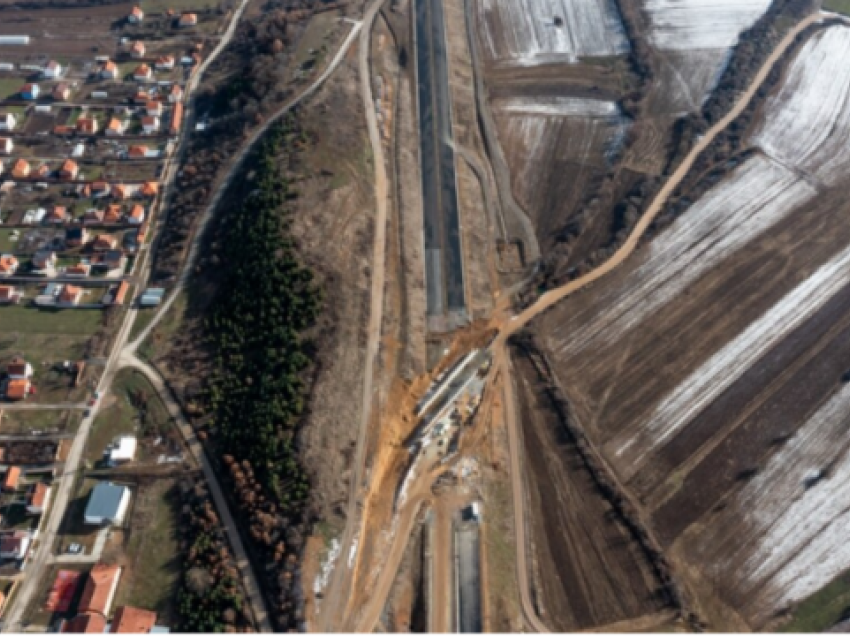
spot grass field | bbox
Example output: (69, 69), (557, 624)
(0, 409), (81, 436)
(0, 78), (23, 100)
(113, 478), (180, 626)
(780, 572), (850, 632)
(824, 0), (850, 16)
(141, 0), (221, 14)
(55, 477), (100, 555)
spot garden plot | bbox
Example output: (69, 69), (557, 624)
(754, 25), (850, 187)
(475, 0), (629, 66)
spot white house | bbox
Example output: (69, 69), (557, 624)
(0, 113), (16, 131)
(42, 60), (62, 79)
(84, 482), (131, 526)
(108, 437), (137, 465)
(141, 115), (160, 134)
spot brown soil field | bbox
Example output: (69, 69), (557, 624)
(513, 351), (668, 630)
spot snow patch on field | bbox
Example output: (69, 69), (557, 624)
(497, 95), (621, 118)
(558, 155), (815, 358)
(693, 383), (850, 621)
(644, 0), (771, 50)
(755, 26), (850, 187)
(477, 0), (629, 65)
(617, 239), (850, 469)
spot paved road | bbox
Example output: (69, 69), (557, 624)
(317, 0), (390, 630)
(0, 404), (85, 411)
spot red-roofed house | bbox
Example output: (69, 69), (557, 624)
(109, 606), (157, 633)
(5, 379), (29, 401)
(59, 159), (79, 180)
(155, 55), (175, 70)
(101, 60), (118, 80)
(47, 206), (68, 223)
(3, 467), (20, 492)
(168, 83), (183, 103)
(128, 205), (145, 224)
(0, 286), (22, 305)
(93, 234), (118, 251)
(133, 64), (152, 82)
(130, 41), (146, 59)
(141, 116), (159, 134)
(27, 482), (51, 514)
(58, 285), (83, 306)
(78, 564), (122, 616)
(76, 118), (98, 134)
(0, 254), (19, 276)
(140, 182), (158, 198)
(106, 118), (125, 136)
(11, 159), (30, 179)
(179, 13), (198, 27)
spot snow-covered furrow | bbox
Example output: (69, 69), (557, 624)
(644, 0), (771, 51)
(615, 239), (850, 471)
(554, 155), (815, 357)
(693, 383), (850, 619)
(755, 26), (850, 187)
(477, 0), (629, 65)
(497, 95), (621, 118)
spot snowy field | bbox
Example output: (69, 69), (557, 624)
(554, 155), (815, 360)
(496, 95), (622, 118)
(476, 0), (629, 65)
(644, 0), (771, 50)
(755, 26), (850, 187)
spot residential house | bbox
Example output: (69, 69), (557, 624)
(0, 286), (22, 304)
(2, 467), (20, 492)
(105, 204), (122, 223)
(27, 482), (51, 514)
(130, 41), (146, 59)
(43, 60), (62, 79)
(101, 60), (119, 80)
(0, 530), (31, 559)
(145, 101), (162, 117)
(46, 206), (68, 223)
(31, 250), (57, 276)
(109, 606), (158, 633)
(58, 284), (83, 306)
(140, 181), (158, 198)
(84, 484), (130, 526)
(92, 250), (125, 274)
(110, 281), (130, 306)
(169, 101), (183, 136)
(19, 84), (39, 100)
(0, 254), (19, 276)
(78, 563), (122, 614)
(7, 356), (32, 379)
(105, 118), (125, 136)
(128, 204), (145, 224)
(154, 55), (175, 70)
(65, 227), (89, 248)
(168, 83), (183, 103)
(0, 137), (12, 154)
(34, 163), (50, 179)
(108, 437), (137, 465)
(127, 144), (150, 159)
(179, 13), (198, 27)
(0, 113), (16, 130)
(93, 234), (118, 251)
(83, 209), (105, 225)
(61, 614), (107, 634)
(112, 184), (131, 200)
(134, 90), (151, 105)
(76, 117), (98, 134)
(91, 181), (110, 198)
(128, 5), (144, 22)
(5, 379), (29, 401)
(52, 82), (71, 101)
(59, 159), (79, 180)
(11, 159), (30, 179)
(123, 229), (140, 253)
(66, 263), (91, 278)
(141, 115), (159, 134)
(133, 64), (152, 82)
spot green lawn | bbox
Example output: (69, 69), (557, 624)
(139, 291), (184, 362)
(0, 409), (81, 436)
(780, 572), (850, 632)
(55, 476), (101, 555)
(113, 479), (180, 626)
(0, 78), (23, 100)
(824, 0), (850, 15)
(0, 305), (103, 335)
(0, 229), (17, 253)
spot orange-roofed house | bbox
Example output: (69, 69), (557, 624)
(58, 285), (83, 306)
(112, 184), (131, 200)
(133, 64), (152, 82)
(101, 60), (118, 80)
(105, 118), (125, 136)
(66, 263), (90, 278)
(0, 254), (19, 276)
(128, 5), (144, 22)
(47, 206), (68, 223)
(0, 137), (12, 155)
(168, 83), (183, 103)
(128, 205), (145, 224)
(169, 101), (183, 136)
(130, 41), (146, 59)
(3, 467), (20, 492)
(52, 83), (71, 101)
(27, 482), (51, 514)
(5, 379), (29, 402)
(154, 55), (175, 70)
(11, 159), (30, 179)
(127, 145), (149, 159)
(59, 159), (79, 180)
(62, 614), (107, 634)
(112, 281), (130, 306)
(140, 182), (158, 198)
(179, 13), (198, 27)
(109, 606), (157, 633)
(145, 101), (162, 117)
(76, 118), (98, 134)
(104, 205), (122, 223)
(0, 286), (22, 305)
(78, 564), (122, 616)
(93, 234), (118, 251)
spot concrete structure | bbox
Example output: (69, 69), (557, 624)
(84, 482), (130, 525)
(107, 437), (137, 465)
(0, 36), (30, 45)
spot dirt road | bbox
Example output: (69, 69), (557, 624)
(317, 0), (390, 630)
(431, 502), (453, 632)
